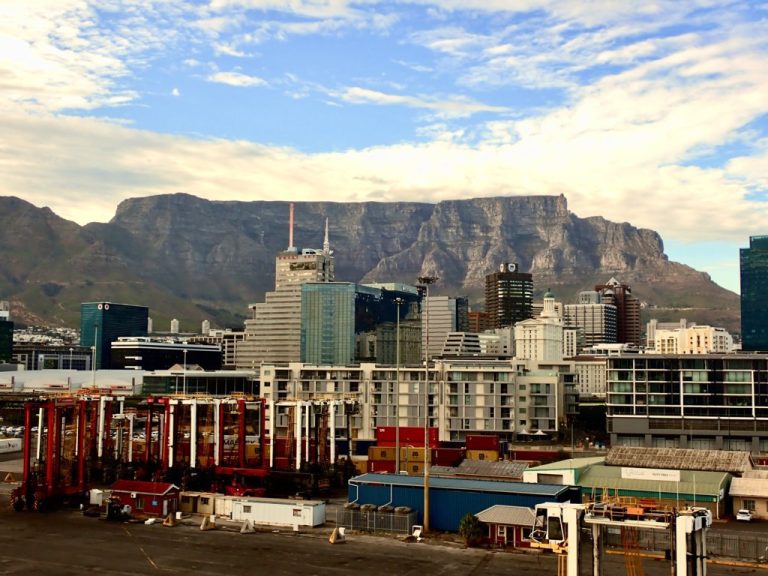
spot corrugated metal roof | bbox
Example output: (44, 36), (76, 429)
(606, 447), (752, 474)
(475, 505), (535, 526)
(351, 473), (571, 496)
(526, 456), (605, 472)
(578, 464), (729, 496)
(111, 480), (179, 496)
(431, 459), (529, 479)
(729, 478), (768, 498)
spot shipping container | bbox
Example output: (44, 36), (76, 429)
(368, 446), (397, 461)
(431, 447), (465, 467)
(376, 426), (439, 448)
(466, 449), (499, 461)
(466, 434), (500, 451)
(367, 459), (397, 473)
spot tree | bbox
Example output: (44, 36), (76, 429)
(458, 513), (485, 547)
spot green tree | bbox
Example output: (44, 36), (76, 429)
(458, 513), (485, 547)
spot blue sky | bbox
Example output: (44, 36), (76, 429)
(2, 1), (768, 293)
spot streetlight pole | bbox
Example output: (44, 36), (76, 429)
(183, 348), (188, 396)
(91, 324), (99, 387)
(418, 275), (438, 533)
(394, 297), (404, 474)
(69, 347), (73, 370)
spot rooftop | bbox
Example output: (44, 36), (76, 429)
(606, 447), (753, 474)
(351, 473), (572, 497)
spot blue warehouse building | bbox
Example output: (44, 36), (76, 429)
(348, 472), (580, 532)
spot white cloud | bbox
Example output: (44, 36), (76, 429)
(172, 87), (181, 97)
(207, 71), (268, 87)
(334, 86), (507, 117)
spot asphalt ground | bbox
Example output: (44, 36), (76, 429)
(0, 455), (764, 576)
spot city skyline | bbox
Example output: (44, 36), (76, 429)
(2, 2), (768, 293)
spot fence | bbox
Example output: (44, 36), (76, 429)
(335, 508), (417, 536)
(601, 528), (768, 563)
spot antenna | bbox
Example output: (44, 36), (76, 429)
(288, 203), (295, 250)
(323, 218), (330, 255)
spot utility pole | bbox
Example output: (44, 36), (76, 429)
(418, 275), (438, 533)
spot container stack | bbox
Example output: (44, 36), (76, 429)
(465, 434), (500, 461)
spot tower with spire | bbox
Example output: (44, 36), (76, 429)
(237, 205), (336, 366)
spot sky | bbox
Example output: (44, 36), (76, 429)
(1, 1), (767, 294)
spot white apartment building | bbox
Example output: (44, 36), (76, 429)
(258, 358), (578, 442)
(570, 356), (608, 397)
(564, 298), (617, 349)
(422, 295), (468, 359)
(653, 324), (734, 354)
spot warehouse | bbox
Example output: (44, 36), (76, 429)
(348, 473), (579, 532)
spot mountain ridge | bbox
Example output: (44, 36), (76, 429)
(0, 193), (739, 334)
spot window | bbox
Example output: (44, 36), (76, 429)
(498, 525), (507, 538)
(744, 499), (756, 511)
(135, 496), (144, 510)
(243, 505), (252, 513)
(293, 509), (303, 517)
(201, 497), (210, 505)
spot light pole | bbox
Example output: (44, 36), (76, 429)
(418, 275), (438, 533)
(394, 297), (404, 474)
(69, 347), (73, 370)
(91, 324), (99, 387)
(183, 348), (188, 396)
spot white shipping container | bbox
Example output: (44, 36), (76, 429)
(231, 497), (326, 527)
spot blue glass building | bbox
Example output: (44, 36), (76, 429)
(741, 236), (768, 351)
(0, 320), (13, 363)
(80, 302), (149, 369)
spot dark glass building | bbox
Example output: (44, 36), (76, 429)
(80, 302), (149, 369)
(0, 320), (13, 364)
(484, 262), (533, 328)
(741, 236), (768, 351)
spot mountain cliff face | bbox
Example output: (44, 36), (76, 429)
(0, 194), (739, 332)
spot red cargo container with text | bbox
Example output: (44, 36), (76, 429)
(376, 426), (439, 448)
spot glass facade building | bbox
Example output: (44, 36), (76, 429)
(741, 236), (768, 351)
(300, 283), (420, 365)
(0, 320), (13, 363)
(80, 302), (149, 369)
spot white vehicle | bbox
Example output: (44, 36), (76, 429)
(736, 509), (753, 522)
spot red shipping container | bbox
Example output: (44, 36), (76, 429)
(367, 459), (396, 473)
(272, 456), (291, 471)
(466, 434), (500, 451)
(431, 447), (465, 467)
(376, 426), (439, 448)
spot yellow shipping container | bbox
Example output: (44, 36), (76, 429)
(400, 447), (425, 461)
(368, 446), (397, 461)
(466, 449), (499, 461)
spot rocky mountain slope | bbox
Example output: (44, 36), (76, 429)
(0, 194), (739, 333)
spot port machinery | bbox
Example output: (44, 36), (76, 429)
(530, 498), (712, 576)
(11, 392), (359, 511)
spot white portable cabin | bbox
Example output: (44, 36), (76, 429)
(231, 497), (326, 527)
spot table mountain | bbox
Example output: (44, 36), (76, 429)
(0, 194), (739, 333)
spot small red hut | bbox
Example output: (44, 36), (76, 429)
(109, 480), (180, 518)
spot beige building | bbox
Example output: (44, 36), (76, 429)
(653, 324), (734, 354)
(730, 470), (768, 520)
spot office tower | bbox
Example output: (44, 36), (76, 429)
(170, 318), (180, 334)
(147, 317), (153, 334)
(564, 291), (618, 348)
(301, 283), (421, 365)
(422, 295), (469, 358)
(594, 278), (640, 346)
(0, 301), (11, 363)
(80, 302), (149, 369)
(0, 320), (12, 363)
(484, 262), (533, 329)
(468, 311), (490, 333)
(238, 209), (335, 366)
(741, 236), (768, 351)
(201, 319), (210, 335)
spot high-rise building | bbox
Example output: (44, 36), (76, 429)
(80, 302), (149, 369)
(0, 319), (13, 364)
(484, 262), (533, 329)
(741, 236), (768, 351)
(564, 292), (617, 349)
(594, 278), (640, 346)
(237, 210), (335, 367)
(422, 295), (469, 358)
(170, 318), (180, 334)
(514, 291), (563, 362)
(301, 282), (421, 365)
